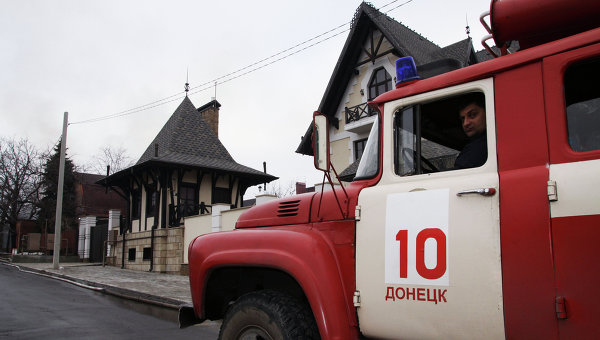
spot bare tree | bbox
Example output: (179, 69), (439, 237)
(265, 180), (297, 198)
(89, 145), (134, 175)
(0, 137), (44, 250)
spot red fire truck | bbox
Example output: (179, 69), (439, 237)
(187, 0), (600, 338)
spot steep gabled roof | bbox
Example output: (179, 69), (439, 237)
(316, 3), (441, 120)
(138, 96), (275, 179)
(434, 38), (477, 66)
(296, 2), (476, 155)
(358, 3), (441, 63)
(137, 97), (234, 166)
(102, 96), (276, 187)
(317, 3), (476, 118)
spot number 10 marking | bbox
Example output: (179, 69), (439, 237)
(396, 228), (447, 280)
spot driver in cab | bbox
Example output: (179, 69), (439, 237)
(454, 93), (487, 169)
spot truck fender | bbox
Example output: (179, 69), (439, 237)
(188, 227), (355, 340)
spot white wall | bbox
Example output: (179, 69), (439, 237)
(183, 206), (251, 264)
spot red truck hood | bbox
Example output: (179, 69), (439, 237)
(236, 193), (316, 228)
(236, 182), (369, 228)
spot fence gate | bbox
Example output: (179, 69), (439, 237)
(89, 221), (108, 262)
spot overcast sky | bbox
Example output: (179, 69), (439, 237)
(1, 0), (490, 199)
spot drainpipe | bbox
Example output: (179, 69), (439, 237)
(149, 226), (155, 272)
(150, 172), (161, 272)
(121, 231), (125, 269)
(122, 200), (129, 269)
(161, 170), (167, 229)
(121, 229), (126, 269)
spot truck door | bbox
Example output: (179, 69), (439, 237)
(355, 79), (505, 339)
(544, 44), (600, 339)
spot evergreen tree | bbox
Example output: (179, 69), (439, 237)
(37, 140), (77, 232)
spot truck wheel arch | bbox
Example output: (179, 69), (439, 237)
(189, 229), (356, 340)
(203, 266), (307, 320)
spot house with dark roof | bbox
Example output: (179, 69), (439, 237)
(10, 172), (126, 259)
(100, 96), (276, 273)
(75, 172), (127, 217)
(75, 172), (127, 262)
(296, 2), (480, 181)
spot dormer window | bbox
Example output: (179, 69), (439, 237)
(368, 67), (392, 100)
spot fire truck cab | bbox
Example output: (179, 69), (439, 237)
(187, 0), (600, 339)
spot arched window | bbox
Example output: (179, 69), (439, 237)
(368, 67), (392, 100)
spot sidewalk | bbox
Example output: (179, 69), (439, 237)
(1, 260), (192, 309)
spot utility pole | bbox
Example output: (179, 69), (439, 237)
(53, 112), (68, 269)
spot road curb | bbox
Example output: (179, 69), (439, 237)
(0, 261), (188, 311)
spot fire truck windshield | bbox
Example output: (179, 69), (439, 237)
(354, 115), (380, 180)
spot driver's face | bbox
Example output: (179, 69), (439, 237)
(459, 103), (486, 138)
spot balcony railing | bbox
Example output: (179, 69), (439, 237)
(169, 202), (212, 227)
(345, 102), (377, 124)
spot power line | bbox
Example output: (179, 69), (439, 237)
(188, 28), (350, 97)
(184, 0), (410, 95)
(70, 20), (350, 126)
(186, 0), (415, 95)
(384, 0), (414, 13)
(187, 22), (351, 93)
(70, 0), (413, 125)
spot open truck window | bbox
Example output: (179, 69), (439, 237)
(394, 92), (487, 176)
(565, 57), (600, 152)
(354, 115), (380, 180)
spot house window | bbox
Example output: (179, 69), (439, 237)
(179, 183), (198, 217)
(131, 190), (141, 220)
(354, 138), (368, 161)
(143, 247), (152, 261)
(368, 67), (392, 100)
(128, 248), (136, 261)
(146, 190), (158, 216)
(564, 57), (600, 152)
(213, 187), (231, 204)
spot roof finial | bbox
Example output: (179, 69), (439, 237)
(465, 14), (471, 37)
(185, 68), (190, 96)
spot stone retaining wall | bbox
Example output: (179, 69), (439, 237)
(107, 227), (185, 275)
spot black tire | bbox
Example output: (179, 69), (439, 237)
(218, 290), (320, 340)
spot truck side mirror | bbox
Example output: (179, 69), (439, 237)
(313, 113), (330, 172)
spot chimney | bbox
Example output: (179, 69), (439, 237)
(198, 99), (221, 137)
(296, 182), (307, 194)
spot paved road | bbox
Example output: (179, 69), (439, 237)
(0, 265), (219, 339)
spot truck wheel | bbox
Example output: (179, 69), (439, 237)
(218, 290), (320, 340)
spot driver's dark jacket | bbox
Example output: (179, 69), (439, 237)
(454, 133), (487, 169)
